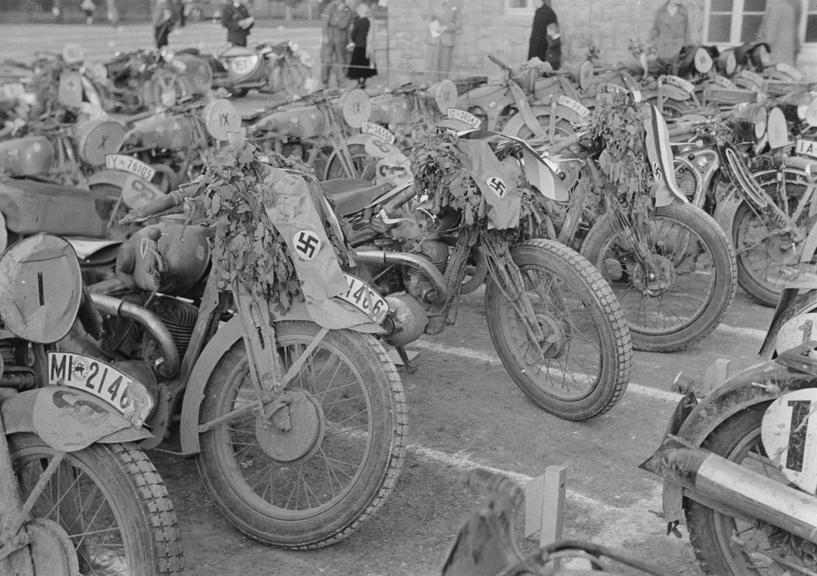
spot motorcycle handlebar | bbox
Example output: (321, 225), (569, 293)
(488, 54), (512, 73)
(120, 190), (184, 224)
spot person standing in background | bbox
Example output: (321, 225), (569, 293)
(423, 0), (462, 82)
(649, 0), (690, 59)
(527, 0), (557, 63)
(321, 0), (356, 88)
(80, 0), (96, 24)
(153, 0), (175, 49)
(222, 0), (255, 47)
(347, 1), (377, 88)
(757, 0), (801, 67)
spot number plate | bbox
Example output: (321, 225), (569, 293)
(446, 108), (482, 130)
(663, 75), (695, 94)
(339, 274), (389, 324)
(105, 154), (156, 182)
(557, 95), (590, 119)
(796, 139), (817, 160)
(361, 122), (396, 145)
(47, 352), (154, 427)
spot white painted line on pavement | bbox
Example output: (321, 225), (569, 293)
(715, 323), (766, 341)
(409, 341), (684, 403)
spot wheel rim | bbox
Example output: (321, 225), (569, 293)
(325, 143), (377, 180)
(711, 428), (811, 574)
(14, 447), (131, 575)
(735, 170), (815, 300)
(596, 214), (716, 336)
(493, 262), (605, 402)
(212, 337), (375, 519)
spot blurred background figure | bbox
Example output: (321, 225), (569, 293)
(545, 21), (561, 70)
(222, 0), (255, 47)
(105, 0), (119, 25)
(321, 0), (355, 88)
(80, 0), (96, 24)
(757, 0), (801, 66)
(423, 0), (462, 81)
(153, 0), (175, 48)
(649, 0), (690, 59)
(347, 1), (377, 88)
(527, 0), (557, 63)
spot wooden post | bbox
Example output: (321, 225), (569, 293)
(524, 465), (567, 568)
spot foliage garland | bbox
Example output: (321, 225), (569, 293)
(181, 139), (350, 312)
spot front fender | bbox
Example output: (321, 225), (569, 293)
(179, 308), (383, 455)
(2, 388), (151, 452)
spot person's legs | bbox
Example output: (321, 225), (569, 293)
(425, 42), (441, 82)
(438, 45), (454, 79)
(331, 31), (349, 86)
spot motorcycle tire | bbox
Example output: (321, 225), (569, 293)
(485, 239), (632, 420)
(732, 168), (814, 308)
(196, 320), (407, 548)
(683, 403), (815, 575)
(581, 203), (736, 352)
(8, 434), (183, 575)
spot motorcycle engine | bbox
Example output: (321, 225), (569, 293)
(404, 239), (449, 304)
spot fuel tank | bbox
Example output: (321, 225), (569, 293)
(126, 113), (197, 151)
(116, 217), (210, 295)
(251, 104), (324, 139)
(0, 136), (55, 177)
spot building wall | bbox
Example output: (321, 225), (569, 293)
(386, 0), (706, 82)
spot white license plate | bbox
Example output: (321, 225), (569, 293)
(105, 154), (156, 182)
(339, 275), (389, 324)
(48, 352), (154, 427)
(796, 139), (817, 160)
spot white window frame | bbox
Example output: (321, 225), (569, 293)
(702, 0), (767, 46)
(504, 0), (536, 14)
(805, 1), (817, 45)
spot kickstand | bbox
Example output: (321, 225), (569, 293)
(395, 346), (417, 374)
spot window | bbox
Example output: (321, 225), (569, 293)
(505, 0), (536, 12)
(705, 0), (767, 44)
(807, 0), (817, 43)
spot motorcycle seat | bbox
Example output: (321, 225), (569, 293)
(319, 178), (391, 217)
(219, 46), (256, 59)
(176, 48), (201, 56)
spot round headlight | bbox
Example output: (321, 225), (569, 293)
(694, 48), (713, 74)
(753, 105), (768, 139)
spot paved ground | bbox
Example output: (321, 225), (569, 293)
(0, 22), (779, 576)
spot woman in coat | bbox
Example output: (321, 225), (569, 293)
(757, 0), (801, 67)
(527, 0), (558, 63)
(649, 0), (690, 60)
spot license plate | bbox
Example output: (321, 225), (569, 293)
(557, 95), (590, 119)
(339, 275), (389, 324)
(47, 352), (154, 427)
(796, 139), (817, 160)
(105, 154), (156, 182)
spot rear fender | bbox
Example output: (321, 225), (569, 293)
(179, 309), (383, 455)
(2, 388), (151, 452)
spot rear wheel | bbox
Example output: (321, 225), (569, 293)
(581, 203), (736, 352)
(485, 239), (632, 420)
(9, 434), (183, 576)
(684, 404), (817, 575)
(196, 321), (407, 548)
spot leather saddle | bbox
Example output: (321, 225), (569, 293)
(319, 178), (392, 217)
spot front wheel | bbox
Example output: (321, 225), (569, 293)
(485, 239), (632, 420)
(196, 320), (407, 548)
(582, 203), (736, 352)
(9, 434), (183, 575)
(684, 404), (816, 575)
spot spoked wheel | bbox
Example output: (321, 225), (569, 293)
(8, 434), (183, 576)
(685, 404), (817, 575)
(733, 168), (815, 307)
(674, 155), (704, 206)
(582, 203), (736, 352)
(196, 321), (407, 548)
(485, 239), (632, 420)
(324, 143), (377, 181)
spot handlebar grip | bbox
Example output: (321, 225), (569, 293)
(550, 134), (579, 154)
(488, 54), (511, 72)
(122, 190), (184, 223)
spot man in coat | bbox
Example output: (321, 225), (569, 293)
(527, 0), (557, 63)
(757, 0), (801, 67)
(222, 0), (255, 47)
(649, 0), (690, 60)
(423, 0), (463, 82)
(321, 0), (356, 88)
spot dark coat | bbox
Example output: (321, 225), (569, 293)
(222, 2), (253, 47)
(527, 4), (557, 61)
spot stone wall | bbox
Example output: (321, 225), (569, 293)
(386, 0), (705, 82)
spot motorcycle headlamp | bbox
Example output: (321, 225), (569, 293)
(752, 105), (768, 139)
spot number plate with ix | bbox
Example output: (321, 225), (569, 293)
(105, 154), (156, 182)
(48, 352), (154, 427)
(339, 275), (389, 324)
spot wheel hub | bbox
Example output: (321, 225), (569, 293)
(631, 256), (675, 296)
(24, 518), (79, 576)
(765, 234), (801, 267)
(536, 313), (567, 360)
(255, 390), (325, 463)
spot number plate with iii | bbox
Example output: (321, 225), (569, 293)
(48, 352), (154, 427)
(339, 275), (389, 324)
(105, 154), (156, 182)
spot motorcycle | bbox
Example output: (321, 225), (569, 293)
(0, 233), (183, 575)
(322, 114), (633, 420)
(69, 140), (408, 548)
(444, 468), (673, 576)
(542, 94), (737, 352)
(177, 40), (313, 98)
(640, 219), (817, 575)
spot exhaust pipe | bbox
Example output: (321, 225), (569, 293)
(353, 249), (449, 305)
(640, 435), (817, 544)
(90, 293), (180, 379)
